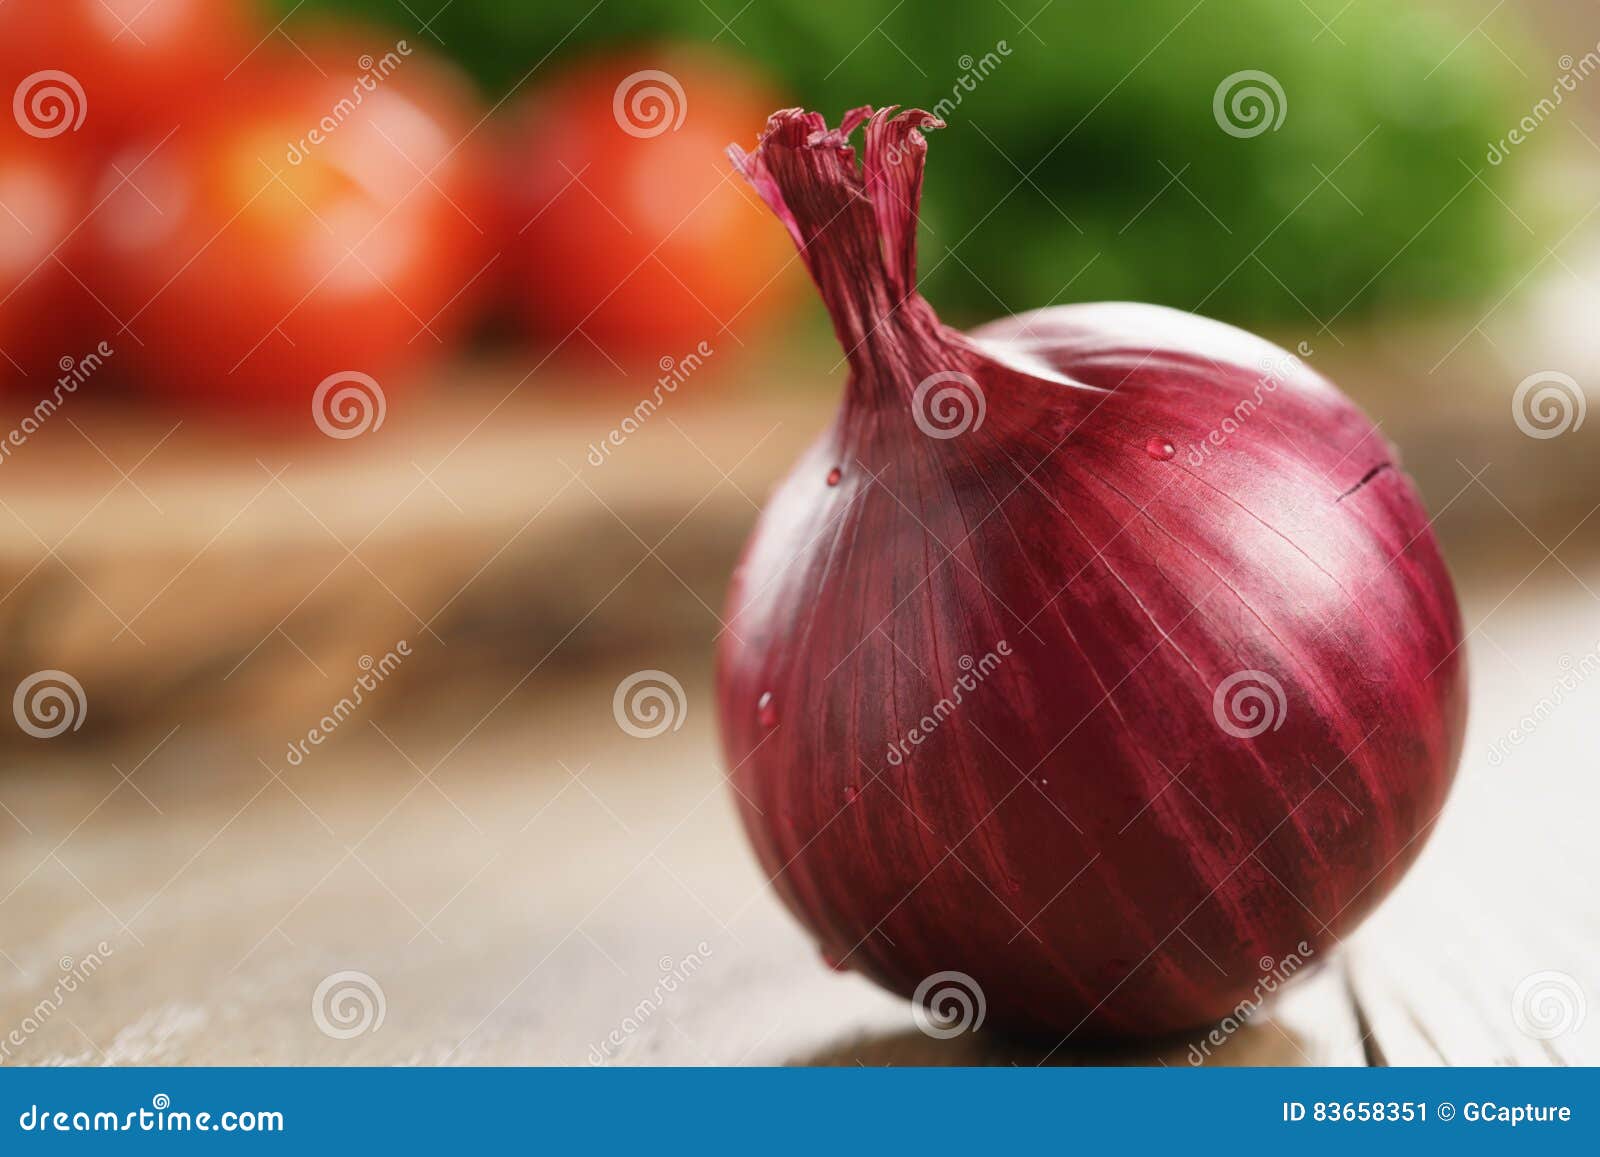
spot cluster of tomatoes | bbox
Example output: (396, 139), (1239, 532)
(0, 0), (795, 415)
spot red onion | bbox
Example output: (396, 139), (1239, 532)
(715, 107), (1467, 1040)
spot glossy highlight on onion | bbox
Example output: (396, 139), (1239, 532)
(715, 107), (1466, 1039)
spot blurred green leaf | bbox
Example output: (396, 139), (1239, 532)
(278, 0), (1536, 329)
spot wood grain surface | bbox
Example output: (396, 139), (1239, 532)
(0, 567), (1594, 1066)
(0, 342), (1596, 1066)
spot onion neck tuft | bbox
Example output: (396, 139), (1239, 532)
(729, 107), (966, 406)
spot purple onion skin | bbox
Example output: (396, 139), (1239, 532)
(716, 109), (1466, 1040)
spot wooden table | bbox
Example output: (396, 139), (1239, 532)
(0, 571), (1595, 1066)
(0, 354), (1596, 1066)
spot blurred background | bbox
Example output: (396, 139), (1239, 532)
(0, 0), (1596, 1065)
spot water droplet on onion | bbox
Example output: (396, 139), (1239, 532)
(826, 466), (842, 486)
(757, 691), (777, 727)
(1144, 436), (1175, 460)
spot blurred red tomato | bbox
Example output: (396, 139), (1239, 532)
(500, 48), (798, 368)
(84, 34), (495, 408)
(0, 127), (103, 390)
(0, 0), (255, 151)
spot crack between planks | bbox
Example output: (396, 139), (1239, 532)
(1342, 962), (1389, 1067)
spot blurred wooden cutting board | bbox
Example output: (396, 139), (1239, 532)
(0, 334), (1590, 748)
(0, 360), (824, 746)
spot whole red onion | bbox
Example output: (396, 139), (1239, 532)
(716, 108), (1466, 1040)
